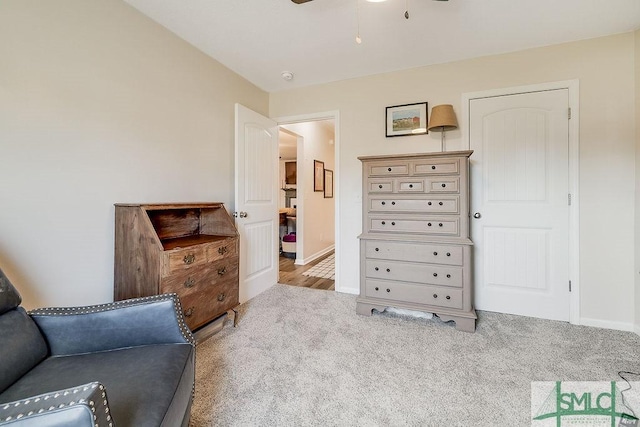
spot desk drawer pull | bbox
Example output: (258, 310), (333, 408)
(184, 307), (195, 318)
(184, 277), (195, 288)
(183, 254), (196, 265)
(218, 267), (227, 276)
(218, 246), (228, 255)
(217, 293), (226, 302)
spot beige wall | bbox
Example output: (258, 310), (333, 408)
(0, 0), (268, 309)
(271, 33), (637, 329)
(636, 29), (640, 334)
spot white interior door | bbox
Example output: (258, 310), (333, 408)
(470, 89), (570, 321)
(235, 104), (279, 303)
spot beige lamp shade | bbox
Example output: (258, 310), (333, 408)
(428, 104), (458, 132)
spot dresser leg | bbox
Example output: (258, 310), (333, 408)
(437, 314), (476, 333)
(356, 302), (386, 316)
(230, 305), (240, 327)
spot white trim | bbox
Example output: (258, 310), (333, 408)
(275, 110), (341, 292)
(461, 80), (580, 325)
(580, 317), (635, 333)
(296, 244), (335, 266)
(635, 324), (640, 337)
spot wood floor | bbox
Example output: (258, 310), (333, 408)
(278, 251), (335, 291)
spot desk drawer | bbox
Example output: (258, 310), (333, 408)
(370, 197), (458, 214)
(370, 217), (459, 236)
(365, 259), (462, 287)
(365, 279), (463, 309)
(164, 246), (208, 275)
(365, 241), (464, 266)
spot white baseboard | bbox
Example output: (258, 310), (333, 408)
(336, 285), (358, 295)
(295, 244), (335, 266)
(580, 317), (635, 333)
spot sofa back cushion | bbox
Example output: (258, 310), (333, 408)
(0, 269), (22, 315)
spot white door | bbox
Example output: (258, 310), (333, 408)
(470, 89), (570, 321)
(235, 104), (279, 303)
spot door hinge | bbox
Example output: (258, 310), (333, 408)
(568, 107), (572, 120)
(569, 280), (572, 292)
(568, 193), (571, 206)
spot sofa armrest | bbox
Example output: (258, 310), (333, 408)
(29, 294), (195, 356)
(0, 382), (111, 427)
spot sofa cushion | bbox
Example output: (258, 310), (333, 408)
(0, 343), (194, 427)
(0, 269), (22, 315)
(0, 308), (48, 393)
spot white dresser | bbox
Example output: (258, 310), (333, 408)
(357, 151), (476, 332)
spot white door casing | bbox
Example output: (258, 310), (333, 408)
(469, 89), (571, 321)
(235, 104), (279, 303)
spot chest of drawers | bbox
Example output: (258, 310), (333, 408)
(357, 151), (476, 332)
(114, 203), (239, 331)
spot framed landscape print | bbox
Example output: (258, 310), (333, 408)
(314, 160), (324, 192)
(386, 102), (428, 137)
(324, 169), (333, 198)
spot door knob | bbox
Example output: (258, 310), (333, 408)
(239, 211), (248, 218)
(473, 212), (481, 219)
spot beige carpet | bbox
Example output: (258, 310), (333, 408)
(191, 284), (640, 426)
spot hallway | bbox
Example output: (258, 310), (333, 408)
(278, 251), (335, 291)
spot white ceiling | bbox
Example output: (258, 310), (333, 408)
(123, 0), (640, 92)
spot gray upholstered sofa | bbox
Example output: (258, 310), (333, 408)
(0, 269), (195, 427)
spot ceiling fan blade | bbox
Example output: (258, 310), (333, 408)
(291, 0), (313, 3)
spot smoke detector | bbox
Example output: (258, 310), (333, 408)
(281, 71), (294, 81)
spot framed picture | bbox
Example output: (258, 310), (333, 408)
(314, 160), (324, 192)
(386, 102), (428, 137)
(324, 169), (333, 198)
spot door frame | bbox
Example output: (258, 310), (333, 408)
(274, 110), (341, 292)
(461, 80), (580, 325)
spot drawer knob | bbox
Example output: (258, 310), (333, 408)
(379, 184), (383, 189)
(391, 201), (396, 205)
(439, 202), (443, 206)
(439, 223), (443, 227)
(375, 287), (379, 291)
(446, 252), (451, 257)
(446, 295), (451, 300)
(431, 165), (436, 170)
(183, 254), (196, 265)
(184, 307), (194, 318)
(381, 221), (386, 225)
(375, 247), (379, 252)
(433, 294), (438, 299)
(381, 201), (386, 205)
(433, 251), (438, 256)
(217, 293), (226, 302)
(218, 267), (227, 276)
(427, 223), (432, 227)
(446, 274), (451, 278)
(375, 267), (379, 271)
(428, 202), (432, 206)
(386, 268), (390, 272)
(184, 277), (195, 288)
(218, 246), (228, 255)
(391, 222), (396, 226)
(386, 288), (391, 293)
(433, 273), (438, 277)
(409, 184), (413, 188)
(388, 168), (392, 172)
(441, 183), (446, 188)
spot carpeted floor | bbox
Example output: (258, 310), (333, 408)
(191, 284), (640, 426)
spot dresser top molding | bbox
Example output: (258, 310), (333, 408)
(114, 202), (225, 209)
(358, 150), (473, 161)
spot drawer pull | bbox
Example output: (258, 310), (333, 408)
(375, 287), (379, 291)
(184, 277), (195, 288)
(433, 294), (438, 299)
(433, 273), (438, 277)
(439, 223), (443, 227)
(431, 165), (436, 170)
(446, 295), (451, 300)
(441, 183), (446, 188)
(184, 307), (194, 318)
(381, 221), (386, 225)
(446, 252), (451, 257)
(183, 254), (196, 265)
(218, 246), (228, 255)
(386, 268), (390, 272)
(446, 274), (451, 278)
(375, 247), (379, 252)
(379, 184), (383, 189)
(381, 201), (386, 205)
(391, 201), (395, 205)
(428, 223), (432, 227)
(375, 267), (379, 271)
(217, 267), (227, 276)
(409, 184), (413, 188)
(439, 202), (443, 206)
(217, 293), (226, 302)
(386, 288), (391, 293)
(388, 168), (392, 172)
(428, 202), (432, 206)
(391, 222), (396, 226)
(433, 251), (438, 256)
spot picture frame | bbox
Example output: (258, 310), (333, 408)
(314, 160), (324, 192)
(324, 169), (333, 198)
(386, 102), (428, 137)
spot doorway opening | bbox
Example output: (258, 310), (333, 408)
(277, 118), (336, 290)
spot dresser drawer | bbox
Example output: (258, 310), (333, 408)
(160, 257), (238, 296)
(365, 259), (462, 287)
(413, 159), (459, 175)
(369, 179), (393, 193)
(365, 279), (463, 309)
(163, 245), (208, 275)
(370, 217), (459, 236)
(370, 197), (459, 214)
(178, 274), (239, 330)
(425, 177), (459, 193)
(365, 241), (464, 266)
(368, 162), (409, 177)
(206, 238), (237, 262)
